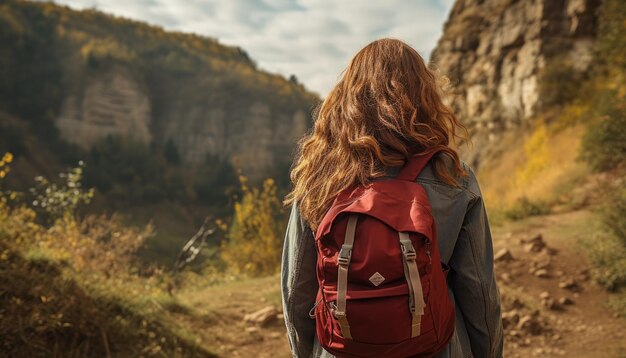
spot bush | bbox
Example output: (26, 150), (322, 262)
(0, 152), (213, 357)
(220, 176), (285, 276)
(587, 187), (626, 315)
(579, 0), (626, 172)
(580, 90), (626, 171)
(588, 233), (626, 292)
(504, 196), (550, 221)
(28, 162), (94, 224)
(0, 152), (12, 182)
(0, 241), (212, 357)
(538, 56), (585, 107)
(601, 187), (626, 247)
(84, 136), (195, 205)
(47, 214), (153, 274)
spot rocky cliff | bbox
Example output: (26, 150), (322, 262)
(0, 1), (318, 182)
(430, 0), (601, 167)
(55, 62), (311, 180)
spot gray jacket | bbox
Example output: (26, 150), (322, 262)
(281, 160), (504, 358)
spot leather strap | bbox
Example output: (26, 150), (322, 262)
(395, 149), (440, 181)
(335, 214), (358, 340)
(399, 232), (426, 337)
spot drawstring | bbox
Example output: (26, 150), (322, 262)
(309, 297), (323, 319)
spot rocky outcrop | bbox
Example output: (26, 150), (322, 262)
(56, 65), (312, 181)
(430, 0), (601, 167)
(56, 66), (151, 147)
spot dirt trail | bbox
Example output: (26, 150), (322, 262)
(492, 210), (626, 357)
(182, 210), (626, 357)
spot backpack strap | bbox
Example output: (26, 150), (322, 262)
(399, 232), (426, 337)
(335, 214), (358, 340)
(395, 149), (440, 181)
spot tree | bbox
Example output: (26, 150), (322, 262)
(220, 176), (285, 276)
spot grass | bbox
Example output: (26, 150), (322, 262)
(0, 242), (215, 357)
(0, 195), (218, 357)
(479, 121), (590, 219)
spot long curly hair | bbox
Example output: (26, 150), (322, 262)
(284, 38), (468, 230)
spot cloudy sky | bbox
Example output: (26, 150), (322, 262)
(51, 0), (455, 97)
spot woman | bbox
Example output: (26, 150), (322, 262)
(281, 38), (503, 358)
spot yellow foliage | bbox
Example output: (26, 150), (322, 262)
(480, 123), (588, 213)
(44, 214), (153, 273)
(2, 152), (13, 163)
(0, 152), (13, 186)
(80, 37), (135, 63)
(515, 123), (549, 187)
(0, 152), (11, 179)
(221, 176), (285, 277)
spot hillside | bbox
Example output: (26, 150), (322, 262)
(0, 0), (319, 264)
(429, 0), (624, 216)
(0, 1), (318, 183)
(430, 0), (600, 168)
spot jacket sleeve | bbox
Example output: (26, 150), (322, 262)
(448, 168), (504, 358)
(281, 202), (319, 357)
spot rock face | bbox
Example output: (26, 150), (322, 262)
(430, 0), (601, 167)
(47, 48), (314, 184)
(56, 66), (152, 147)
(0, 1), (321, 183)
(55, 62), (313, 181)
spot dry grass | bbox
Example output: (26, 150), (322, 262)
(479, 122), (589, 215)
(0, 201), (215, 357)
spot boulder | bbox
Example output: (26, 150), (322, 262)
(495, 248), (515, 262)
(244, 306), (279, 326)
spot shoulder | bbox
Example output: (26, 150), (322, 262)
(417, 156), (482, 199)
(459, 160), (482, 199)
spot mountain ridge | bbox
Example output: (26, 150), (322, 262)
(0, 0), (319, 183)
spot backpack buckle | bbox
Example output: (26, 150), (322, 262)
(338, 244), (352, 266)
(400, 239), (417, 261)
(330, 302), (346, 318)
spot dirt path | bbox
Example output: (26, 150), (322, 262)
(492, 210), (626, 357)
(181, 210), (626, 357)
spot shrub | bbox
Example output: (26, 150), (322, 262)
(220, 176), (285, 276)
(0, 241), (212, 357)
(579, 90), (626, 171)
(0, 152), (12, 182)
(28, 161), (94, 224)
(46, 214), (153, 274)
(0, 161), (211, 357)
(504, 196), (550, 221)
(587, 187), (626, 315)
(579, 0), (626, 172)
(600, 187), (626, 247)
(589, 234), (626, 291)
(538, 56), (585, 107)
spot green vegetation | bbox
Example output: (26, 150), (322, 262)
(538, 55), (586, 107)
(588, 188), (626, 316)
(580, 91), (626, 171)
(578, 0), (626, 172)
(590, 186), (626, 298)
(29, 162), (94, 224)
(84, 136), (195, 205)
(577, 0), (626, 315)
(503, 196), (549, 221)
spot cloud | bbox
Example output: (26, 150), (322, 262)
(49, 0), (454, 97)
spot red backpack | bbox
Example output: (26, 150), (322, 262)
(312, 150), (455, 358)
